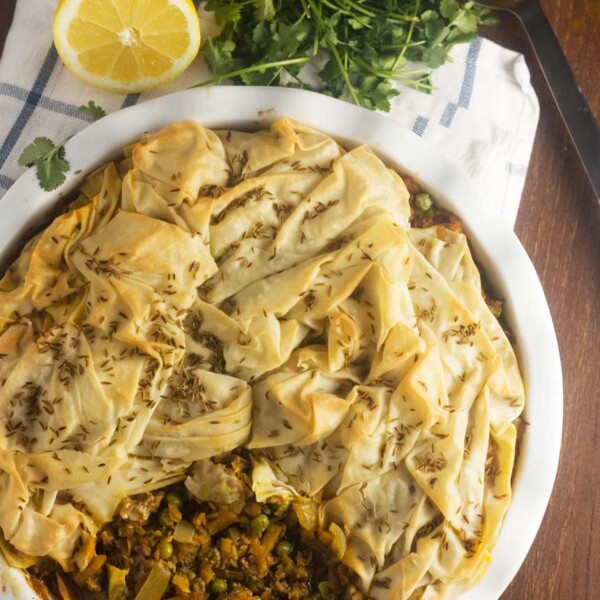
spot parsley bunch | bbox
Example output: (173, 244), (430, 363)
(200, 0), (496, 112)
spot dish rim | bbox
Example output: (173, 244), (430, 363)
(0, 86), (563, 600)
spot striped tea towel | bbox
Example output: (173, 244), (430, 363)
(0, 0), (539, 227)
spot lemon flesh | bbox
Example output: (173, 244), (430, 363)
(53, 0), (201, 93)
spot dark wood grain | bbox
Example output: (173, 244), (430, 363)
(0, 1), (16, 56)
(0, 0), (599, 598)
(483, 1), (600, 599)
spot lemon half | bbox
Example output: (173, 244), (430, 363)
(53, 0), (201, 93)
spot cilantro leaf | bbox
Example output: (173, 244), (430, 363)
(454, 11), (480, 34)
(423, 45), (450, 69)
(252, 21), (270, 47)
(18, 137), (56, 167)
(440, 0), (460, 19)
(273, 22), (303, 57)
(205, 0), (242, 28)
(253, 0), (275, 21)
(424, 18), (446, 41)
(421, 10), (439, 22)
(203, 38), (243, 75)
(357, 79), (400, 112)
(18, 137), (70, 192)
(36, 146), (69, 192)
(79, 100), (106, 121)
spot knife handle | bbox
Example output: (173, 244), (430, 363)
(515, 1), (600, 199)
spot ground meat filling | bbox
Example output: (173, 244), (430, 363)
(29, 454), (364, 600)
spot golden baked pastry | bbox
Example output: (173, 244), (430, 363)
(0, 119), (524, 599)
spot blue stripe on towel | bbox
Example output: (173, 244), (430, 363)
(0, 174), (16, 190)
(440, 103), (458, 128)
(0, 82), (28, 101)
(0, 46), (59, 170)
(0, 83), (96, 121)
(122, 94), (141, 108)
(439, 38), (482, 129)
(458, 38), (482, 109)
(412, 116), (429, 137)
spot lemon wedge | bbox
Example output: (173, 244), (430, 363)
(53, 0), (201, 93)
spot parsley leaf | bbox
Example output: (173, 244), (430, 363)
(253, 0), (275, 21)
(79, 100), (106, 121)
(440, 0), (460, 19)
(196, 0), (495, 112)
(423, 45), (450, 69)
(17, 137), (56, 167)
(203, 38), (243, 75)
(18, 137), (70, 192)
(36, 146), (70, 192)
(205, 0), (243, 28)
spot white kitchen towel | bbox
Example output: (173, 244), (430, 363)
(0, 0), (539, 226)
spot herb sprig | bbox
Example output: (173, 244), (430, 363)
(79, 100), (107, 121)
(200, 0), (496, 111)
(17, 101), (106, 191)
(17, 137), (70, 192)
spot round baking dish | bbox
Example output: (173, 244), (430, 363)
(0, 86), (562, 600)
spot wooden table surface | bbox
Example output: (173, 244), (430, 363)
(0, 1), (599, 599)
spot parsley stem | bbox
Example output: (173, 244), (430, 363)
(306, 0), (324, 45)
(322, 0), (372, 28)
(379, 41), (425, 51)
(299, 0), (311, 16)
(335, 0), (374, 18)
(320, 0), (353, 16)
(192, 57), (311, 88)
(354, 55), (430, 80)
(402, 78), (434, 91)
(342, 0), (417, 22)
(394, 0), (419, 70)
(328, 42), (361, 107)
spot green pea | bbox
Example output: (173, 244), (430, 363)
(211, 578), (228, 594)
(272, 501), (291, 520)
(158, 508), (171, 527)
(250, 514), (270, 533)
(415, 193), (433, 212)
(165, 491), (183, 508)
(157, 540), (173, 560)
(275, 540), (292, 557)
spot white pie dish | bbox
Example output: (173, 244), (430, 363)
(0, 86), (562, 600)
